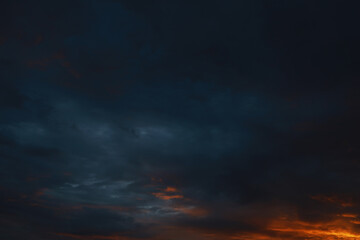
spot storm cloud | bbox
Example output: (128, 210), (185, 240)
(1, 0), (360, 239)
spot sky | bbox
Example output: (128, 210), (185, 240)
(1, 0), (360, 239)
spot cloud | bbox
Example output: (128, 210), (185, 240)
(1, 0), (360, 239)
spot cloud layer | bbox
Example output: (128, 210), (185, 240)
(1, 0), (360, 239)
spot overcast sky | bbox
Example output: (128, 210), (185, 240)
(1, 1), (360, 239)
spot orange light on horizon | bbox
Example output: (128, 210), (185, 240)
(267, 218), (360, 239)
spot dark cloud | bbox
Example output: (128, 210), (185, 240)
(1, 0), (360, 239)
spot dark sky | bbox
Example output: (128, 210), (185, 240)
(1, 1), (360, 239)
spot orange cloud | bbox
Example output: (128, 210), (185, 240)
(164, 186), (178, 193)
(341, 213), (357, 218)
(172, 205), (208, 217)
(152, 192), (183, 200)
(151, 184), (184, 200)
(311, 194), (354, 207)
(266, 216), (360, 239)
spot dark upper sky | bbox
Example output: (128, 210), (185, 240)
(1, 1), (360, 239)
